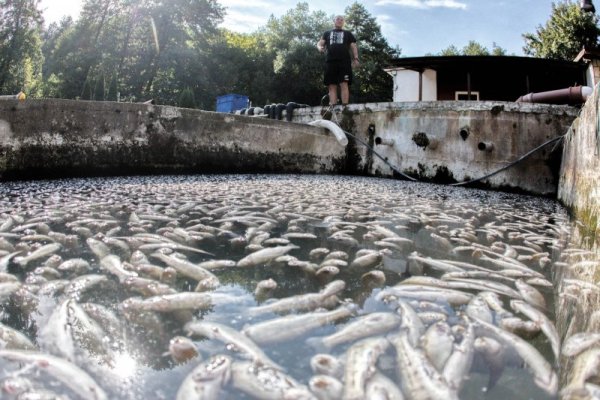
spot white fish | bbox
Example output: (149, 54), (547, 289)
(473, 317), (558, 395)
(510, 299), (559, 361)
(237, 245), (299, 267)
(421, 321), (455, 372)
(0, 350), (108, 400)
(563, 332), (600, 357)
(388, 331), (459, 400)
(0, 322), (36, 350)
(313, 312), (400, 350)
(152, 252), (219, 287)
(309, 375), (343, 400)
(247, 280), (344, 316)
(14, 243), (62, 267)
(342, 337), (390, 400)
(243, 305), (356, 345)
(515, 279), (547, 310)
(442, 319), (475, 391)
(310, 353), (344, 379)
(176, 355), (231, 400)
(169, 336), (200, 364)
(231, 361), (315, 400)
(100, 255), (137, 283)
(185, 320), (282, 370)
(365, 372), (405, 400)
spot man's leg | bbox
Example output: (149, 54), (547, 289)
(340, 81), (349, 105)
(328, 84), (338, 106)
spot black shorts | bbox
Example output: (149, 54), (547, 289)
(324, 60), (352, 86)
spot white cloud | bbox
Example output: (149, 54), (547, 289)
(374, 0), (467, 9)
(220, 10), (269, 33)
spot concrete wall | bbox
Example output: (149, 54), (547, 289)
(559, 89), (600, 239)
(0, 98), (580, 197)
(555, 85), (600, 394)
(293, 101), (579, 196)
(0, 99), (346, 179)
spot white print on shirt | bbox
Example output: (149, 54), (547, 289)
(331, 31), (345, 45)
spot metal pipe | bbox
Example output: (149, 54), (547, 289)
(516, 86), (593, 105)
(375, 137), (394, 146)
(0, 92), (26, 101)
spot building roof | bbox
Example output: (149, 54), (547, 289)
(385, 55), (586, 73)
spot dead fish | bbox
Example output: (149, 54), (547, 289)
(442, 319), (475, 391)
(185, 320), (282, 370)
(0, 251), (21, 272)
(14, 243), (62, 267)
(360, 270), (386, 288)
(499, 317), (541, 339)
(243, 304), (357, 345)
(121, 292), (227, 313)
(230, 361), (315, 400)
(198, 259), (237, 270)
(342, 337), (390, 400)
(168, 336), (200, 364)
(0, 322), (36, 350)
(310, 353), (344, 379)
(309, 375), (343, 400)
(350, 251), (382, 269)
(473, 317), (558, 396)
(254, 278), (278, 300)
(563, 332), (600, 358)
(247, 280), (345, 316)
(421, 321), (455, 372)
(237, 245), (299, 267)
(515, 279), (547, 310)
(365, 372), (405, 400)
(100, 255), (137, 283)
(176, 355), (231, 400)
(474, 336), (505, 391)
(377, 285), (473, 307)
(388, 331), (459, 400)
(310, 312), (400, 351)
(152, 252), (219, 288)
(510, 299), (559, 361)
(86, 238), (111, 259)
(0, 350), (108, 400)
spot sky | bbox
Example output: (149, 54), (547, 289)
(39, 0), (562, 57)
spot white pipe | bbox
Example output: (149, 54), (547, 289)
(308, 119), (348, 146)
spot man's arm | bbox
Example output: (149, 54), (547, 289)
(317, 38), (326, 53)
(351, 42), (359, 66)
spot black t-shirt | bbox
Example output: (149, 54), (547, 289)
(322, 29), (356, 62)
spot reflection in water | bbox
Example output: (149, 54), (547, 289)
(0, 174), (589, 399)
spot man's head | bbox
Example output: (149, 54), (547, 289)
(334, 15), (344, 29)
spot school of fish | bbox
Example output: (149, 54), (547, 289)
(0, 174), (595, 399)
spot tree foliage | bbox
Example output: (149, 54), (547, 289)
(0, 0), (44, 94)
(435, 41), (508, 56)
(1, 0), (400, 107)
(523, 0), (600, 60)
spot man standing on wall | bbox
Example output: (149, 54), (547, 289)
(317, 15), (360, 107)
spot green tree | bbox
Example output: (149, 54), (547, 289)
(344, 2), (400, 103)
(261, 2), (330, 105)
(462, 40), (490, 56)
(178, 86), (196, 108)
(42, 0), (224, 104)
(523, 0), (600, 60)
(0, 0), (44, 95)
(437, 41), (508, 56)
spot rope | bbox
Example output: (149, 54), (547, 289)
(326, 106), (566, 187)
